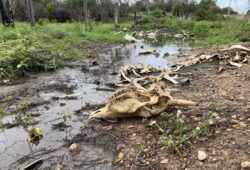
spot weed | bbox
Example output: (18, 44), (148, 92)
(210, 102), (221, 111)
(17, 97), (31, 111)
(192, 93), (201, 105)
(60, 111), (72, 122)
(156, 111), (213, 154)
(139, 142), (146, 156)
(0, 105), (11, 116)
(0, 105), (12, 129)
(22, 114), (34, 128)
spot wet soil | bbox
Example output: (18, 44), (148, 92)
(0, 41), (249, 170)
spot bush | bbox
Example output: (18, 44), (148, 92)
(37, 18), (49, 26)
(150, 8), (165, 18)
(239, 31), (250, 42)
(0, 37), (59, 78)
(147, 4), (165, 18)
(148, 4), (165, 12)
(193, 0), (223, 21)
(139, 15), (155, 24)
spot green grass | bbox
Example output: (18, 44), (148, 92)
(139, 15), (250, 47)
(0, 21), (131, 79)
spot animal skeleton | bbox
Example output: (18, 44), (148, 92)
(90, 82), (194, 119)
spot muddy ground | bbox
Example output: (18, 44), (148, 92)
(0, 41), (249, 170)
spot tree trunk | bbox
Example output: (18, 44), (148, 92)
(0, 0), (14, 26)
(133, 7), (137, 26)
(114, 2), (119, 25)
(83, 0), (87, 22)
(27, 0), (35, 26)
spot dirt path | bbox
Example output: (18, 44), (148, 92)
(0, 42), (249, 170)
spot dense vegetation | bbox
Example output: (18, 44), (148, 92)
(0, 0), (249, 79)
(0, 22), (129, 78)
(139, 15), (250, 47)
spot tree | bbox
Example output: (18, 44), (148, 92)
(83, 0), (87, 22)
(114, 2), (119, 25)
(194, 0), (222, 21)
(27, 0), (35, 26)
(172, 3), (183, 17)
(0, 0), (14, 26)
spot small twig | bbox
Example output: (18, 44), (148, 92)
(148, 164), (156, 170)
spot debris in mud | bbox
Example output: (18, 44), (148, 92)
(52, 122), (71, 131)
(90, 81), (194, 119)
(20, 158), (43, 170)
(69, 143), (80, 152)
(53, 94), (79, 100)
(139, 49), (156, 55)
(29, 127), (43, 144)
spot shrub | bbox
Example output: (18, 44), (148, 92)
(37, 18), (50, 26)
(193, 0), (223, 21)
(150, 8), (165, 18)
(139, 15), (155, 24)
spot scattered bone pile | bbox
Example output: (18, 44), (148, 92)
(90, 64), (194, 119)
(90, 44), (249, 120)
(173, 45), (250, 72)
(116, 64), (179, 89)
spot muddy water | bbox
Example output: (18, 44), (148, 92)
(0, 41), (190, 169)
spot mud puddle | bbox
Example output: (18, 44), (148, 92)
(0, 41), (190, 169)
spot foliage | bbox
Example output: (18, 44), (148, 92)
(0, 22), (129, 79)
(193, 0), (223, 21)
(172, 3), (183, 17)
(139, 15), (155, 24)
(150, 8), (165, 18)
(140, 15), (250, 47)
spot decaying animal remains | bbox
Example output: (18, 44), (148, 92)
(116, 64), (178, 88)
(90, 82), (194, 119)
(172, 45), (250, 72)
